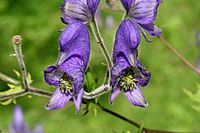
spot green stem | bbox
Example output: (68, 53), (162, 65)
(0, 89), (27, 101)
(0, 72), (191, 133)
(83, 84), (111, 99)
(0, 72), (20, 85)
(13, 35), (30, 90)
(29, 87), (52, 97)
(97, 103), (177, 133)
(158, 35), (200, 75)
(89, 19), (112, 70)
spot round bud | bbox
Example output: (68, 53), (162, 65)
(12, 35), (22, 45)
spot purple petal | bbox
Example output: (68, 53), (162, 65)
(59, 22), (90, 69)
(32, 124), (43, 133)
(130, 0), (161, 24)
(124, 86), (147, 107)
(46, 88), (72, 110)
(59, 56), (84, 93)
(120, 0), (135, 11)
(136, 59), (151, 87)
(110, 86), (121, 104)
(113, 19), (140, 64)
(139, 23), (161, 36)
(73, 89), (83, 112)
(60, 0), (92, 24)
(111, 55), (130, 86)
(87, 0), (100, 17)
(10, 106), (30, 133)
(44, 66), (63, 86)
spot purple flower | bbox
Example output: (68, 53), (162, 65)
(44, 22), (90, 112)
(120, 0), (161, 36)
(60, 0), (100, 24)
(10, 106), (43, 133)
(105, 15), (116, 29)
(110, 19), (151, 107)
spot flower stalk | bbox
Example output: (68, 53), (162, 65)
(0, 74), (52, 101)
(0, 72), (20, 85)
(12, 35), (30, 91)
(158, 35), (200, 75)
(83, 84), (111, 99)
(89, 19), (112, 70)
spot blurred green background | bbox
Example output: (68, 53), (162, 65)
(0, 0), (200, 132)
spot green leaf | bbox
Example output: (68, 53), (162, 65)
(7, 84), (16, 89)
(0, 84), (22, 96)
(0, 84), (23, 105)
(183, 88), (200, 103)
(27, 72), (33, 84)
(28, 95), (32, 99)
(84, 71), (98, 92)
(192, 105), (200, 112)
(13, 99), (17, 104)
(0, 99), (13, 105)
(183, 83), (200, 112)
(13, 69), (21, 79)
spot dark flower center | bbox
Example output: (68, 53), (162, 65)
(59, 74), (73, 93)
(118, 67), (141, 91)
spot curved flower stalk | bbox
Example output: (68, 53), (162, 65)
(60, 0), (100, 24)
(120, 0), (161, 37)
(44, 22), (90, 112)
(110, 19), (151, 107)
(10, 106), (43, 133)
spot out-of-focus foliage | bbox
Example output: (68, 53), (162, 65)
(0, 0), (200, 132)
(184, 84), (200, 112)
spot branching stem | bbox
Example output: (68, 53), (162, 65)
(84, 19), (113, 99)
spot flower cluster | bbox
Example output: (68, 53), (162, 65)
(44, 0), (161, 112)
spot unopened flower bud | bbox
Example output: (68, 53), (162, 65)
(12, 35), (22, 45)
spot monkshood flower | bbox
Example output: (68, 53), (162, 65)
(110, 19), (151, 107)
(44, 22), (90, 112)
(10, 106), (43, 133)
(60, 0), (100, 24)
(120, 0), (161, 37)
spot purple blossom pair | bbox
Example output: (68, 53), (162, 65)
(44, 0), (161, 111)
(10, 106), (43, 133)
